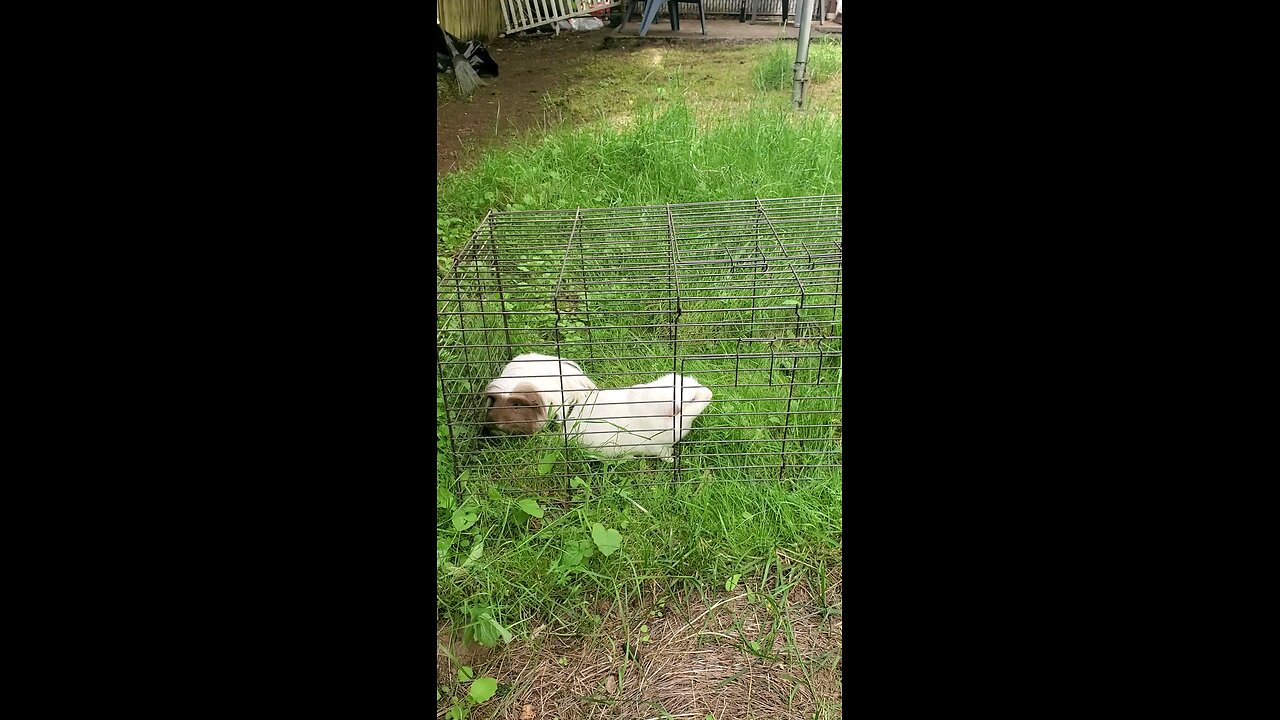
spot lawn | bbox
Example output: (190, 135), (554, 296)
(437, 37), (842, 720)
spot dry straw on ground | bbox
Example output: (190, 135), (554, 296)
(438, 564), (842, 719)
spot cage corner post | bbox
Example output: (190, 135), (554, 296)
(665, 203), (685, 477)
(551, 207), (585, 481)
(437, 355), (464, 490)
(438, 257), (465, 490)
(483, 211), (515, 359)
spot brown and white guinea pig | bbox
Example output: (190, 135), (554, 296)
(484, 353), (598, 436)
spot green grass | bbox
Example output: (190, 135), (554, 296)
(752, 37), (844, 92)
(436, 41), (842, 657)
(540, 40), (843, 122)
(437, 234), (843, 646)
(437, 94), (842, 255)
(542, 42), (778, 120)
(439, 327), (842, 490)
(436, 425), (842, 643)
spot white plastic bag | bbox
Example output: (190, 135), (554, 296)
(556, 16), (604, 31)
(573, 17), (604, 30)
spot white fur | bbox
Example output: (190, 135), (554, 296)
(486, 353), (598, 422)
(565, 373), (713, 460)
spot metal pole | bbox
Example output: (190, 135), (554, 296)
(791, 0), (815, 109)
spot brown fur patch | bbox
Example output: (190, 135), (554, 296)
(486, 383), (549, 436)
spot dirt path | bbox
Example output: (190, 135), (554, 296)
(437, 29), (616, 177)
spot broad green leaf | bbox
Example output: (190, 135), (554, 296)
(457, 665), (474, 682)
(473, 616), (500, 648)
(517, 499), (545, 518)
(451, 509), (479, 531)
(559, 539), (593, 568)
(469, 677), (497, 704)
(725, 573), (741, 592)
(570, 477), (589, 490)
(749, 640), (761, 652)
(463, 541), (484, 568)
(591, 523), (623, 557)
(437, 538), (453, 569)
(537, 452), (556, 476)
(437, 486), (455, 509)
(480, 612), (513, 644)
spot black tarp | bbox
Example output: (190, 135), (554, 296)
(436, 25), (499, 77)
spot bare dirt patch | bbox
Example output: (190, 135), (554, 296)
(435, 28), (830, 178)
(436, 29), (619, 177)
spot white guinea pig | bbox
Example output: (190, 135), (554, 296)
(485, 353), (598, 436)
(564, 373), (712, 460)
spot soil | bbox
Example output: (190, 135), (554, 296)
(436, 566), (843, 719)
(436, 29), (616, 177)
(437, 18), (842, 179)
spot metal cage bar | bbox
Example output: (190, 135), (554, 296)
(436, 195), (841, 495)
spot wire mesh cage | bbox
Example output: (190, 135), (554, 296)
(436, 195), (841, 493)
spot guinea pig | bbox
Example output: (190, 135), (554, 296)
(564, 373), (712, 460)
(484, 353), (598, 436)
